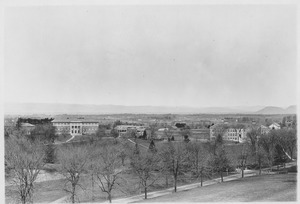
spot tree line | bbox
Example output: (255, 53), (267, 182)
(5, 125), (296, 203)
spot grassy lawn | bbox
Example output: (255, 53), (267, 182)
(5, 165), (223, 203)
(6, 178), (67, 203)
(55, 134), (72, 143)
(137, 173), (297, 202)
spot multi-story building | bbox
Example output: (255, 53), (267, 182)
(52, 119), (99, 135)
(210, 124), (248, 143)
(115, 125), (146, 137)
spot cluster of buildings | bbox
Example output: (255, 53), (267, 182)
(14, 118), (100, 136)
(209, 122), (282, 143)
(115, 125), (147, 137)
(8, 116), (285, 143)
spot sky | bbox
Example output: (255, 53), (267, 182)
(4, 4), (298, 108)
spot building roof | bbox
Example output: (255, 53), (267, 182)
(52, 119), (98, 123)
(21, 123), (35, 127)
(115, 125), (146, 130)
(270, 122), (280, 127)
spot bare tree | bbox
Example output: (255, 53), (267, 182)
(247, 128), (266, 175)
(92, 143), (124, 203)
(5, 136), (45, 204)
(208, 146), (230, 182)
(29, 123), (57, 143)
(164, 128), (174, 141)
(237, 144), (249, 178)
(186, 142), (210, 186)
(259, 130), (277, 171)
(180, 128), (191, 142)
(57, 145), (90, 203)
(278, 128), (297, 160)
(130, 150), (162, 199)
(161, 141), (189, 192)
(149, 123), (158, 140)
(96, 127), (107, 139)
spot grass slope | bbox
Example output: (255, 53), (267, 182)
(138, 173), (297, 202)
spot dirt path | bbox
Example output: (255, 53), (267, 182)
(127, 139), (149, 149)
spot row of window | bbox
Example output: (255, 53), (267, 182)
(71, 129), (97, 133)
(54, 123), (98, 126)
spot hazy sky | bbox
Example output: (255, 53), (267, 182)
(4, 5), (297, 107)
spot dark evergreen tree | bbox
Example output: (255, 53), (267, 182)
(183, 135), (190, 143)
(44, 143), (56, 163)
(148, 140), (157, 153)
(133, 141), (140, 155)
(142, 130), (147, 139)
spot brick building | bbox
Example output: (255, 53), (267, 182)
(52, 119), (99, 135)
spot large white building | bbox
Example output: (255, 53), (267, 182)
(52, 119), (99, 135)
(210, 124), (248, 143)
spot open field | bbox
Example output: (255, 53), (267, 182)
(137, 173), (297, 202)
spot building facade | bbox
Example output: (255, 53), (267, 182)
(210, 124), (248, 143)
(269, 123), (281, 130)
(115, 125), (146, 137)
(52, 119), (99, 135)
(20, 123), (35, 135)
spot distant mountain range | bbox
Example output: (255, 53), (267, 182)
(255, 105), (296, 115)
(4, 103), (297, 115)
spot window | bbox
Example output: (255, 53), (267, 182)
(72, 130), (73, 133)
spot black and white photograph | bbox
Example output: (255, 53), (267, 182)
(2, 0), (298, 203)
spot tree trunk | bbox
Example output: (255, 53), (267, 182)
(144, 187), (147, 199)
(242, 167), (244, 178)
(165, 175), (168, 188)
(200, 172), (203, 187)
(220, 171), (223, 182)
(21, 195), (26, 204)
(108, 193), (112, 203)
(92, 173), (94, 201)
(71, 184), (76, 203)
(174, 175), (177, 192)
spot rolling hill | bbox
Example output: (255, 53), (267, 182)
(256, 105), (296, 114)
(4, 103), (296, 115)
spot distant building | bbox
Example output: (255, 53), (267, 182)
(210, 123), (248, 143)
(269, 123), (281, 130)
(258, 125), (270, 135)
(20, 123), (35, 135)
(115, 125), (146, 137)
(52, 119), (99, 135)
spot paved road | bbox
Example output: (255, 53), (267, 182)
(127, 139), (149, 149)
